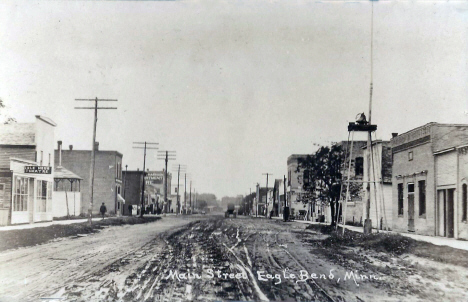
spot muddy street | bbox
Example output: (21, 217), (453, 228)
(2, 215), (468, 302)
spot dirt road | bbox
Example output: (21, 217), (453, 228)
(1, 215), (467, 302)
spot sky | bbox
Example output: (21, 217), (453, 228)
(1, 0), (467, 198)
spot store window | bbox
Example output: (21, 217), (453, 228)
(13, 176), (28, 211)
(419, 180), (426, 216)
(398, 183), (404, 216)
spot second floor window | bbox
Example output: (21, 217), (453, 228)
(355, 157), (363, 176)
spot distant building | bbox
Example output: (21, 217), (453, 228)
(55, 143), (124, 216)
(122, 170), (146, 215)
(272, 178), (285, 217)
(123, 169), (172, 215)
(392, 123), (468, 239)
(288, 142), (367, 223)
(336, 140), (367, 224)
(287, 154), (309, 216)
(145, 170), (172, 213)
(0, 116), (56, 225)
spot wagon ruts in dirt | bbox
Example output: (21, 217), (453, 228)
(224, 203), (237, 218)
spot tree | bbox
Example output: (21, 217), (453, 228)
(197, 200), (208, 209)
(0, 98), (17, 124)
(296, 144), (344, 226)
(197, 193), (218, 206)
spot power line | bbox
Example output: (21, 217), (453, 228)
(157, 151), (176, 214)
(74, 97), (117, 225)
(133, 141), (158, 217)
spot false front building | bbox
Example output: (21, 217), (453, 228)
(0, 116), (56, 225)
(392, 123), (468, 239)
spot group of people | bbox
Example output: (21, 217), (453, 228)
(98, 202), (175, 219)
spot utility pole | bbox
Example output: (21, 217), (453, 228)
(172, 164), (186, 214)
(124, 164), (128, 200)
(177, 165), (180, 213)
(256, 183), (260, 218)
(158, 151), (176, 214)
(75, 97), (117, 225)
(184, 173), (187, 214)
(133, 142), (158, 217)
(262, 173), (272, 218)
(283, 174), (288, 221)
(249, 187), (252, 216)
(189, 180), (192, 212)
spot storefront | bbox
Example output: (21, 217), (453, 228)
(10, 158), (53, 224)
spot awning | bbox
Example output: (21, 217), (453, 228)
(117, 194), (125, 204)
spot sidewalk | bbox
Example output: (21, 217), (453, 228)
(0, 213), (185, 232)
(0, 217), (109, 232)
(271, 216), (468, 252)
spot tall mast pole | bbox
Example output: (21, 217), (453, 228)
(364, 1), (375, 234)
(164, 151), (168, 213)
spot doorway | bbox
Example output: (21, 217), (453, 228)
(28, 178), (34, 223)
(437, 188), (455, 238)
(408, 183), (415, 232)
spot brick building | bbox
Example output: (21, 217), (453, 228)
(55, 143), (124, 216)
(391, 123), (468, 239)
(122, 170), (172, 215)
(0, 116), (56, 225)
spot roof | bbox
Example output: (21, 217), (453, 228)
(287, 154), (309, 165)
(35, 115), (57, 127)
(54, 166), (83, 180)
(0, 123), (36, 146)
(58, 149), (123, 158)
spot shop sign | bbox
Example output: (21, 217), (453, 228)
(24, 166), (52, 174)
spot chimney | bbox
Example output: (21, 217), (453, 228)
(392, 133), (398, 138)
(69, 145), (73, 150)
(58, 141), (62, 167)
(95, 142), (99, 151)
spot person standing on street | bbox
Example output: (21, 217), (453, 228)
(128, 204), (133, 216)
(100, 202), (107, 219)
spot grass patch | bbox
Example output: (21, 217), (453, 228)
(0, 216), (161, 252)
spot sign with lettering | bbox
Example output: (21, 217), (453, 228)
(146, 172), (164, 184)
(24, 166), (52, 174)
(392, 124), (431, 147)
